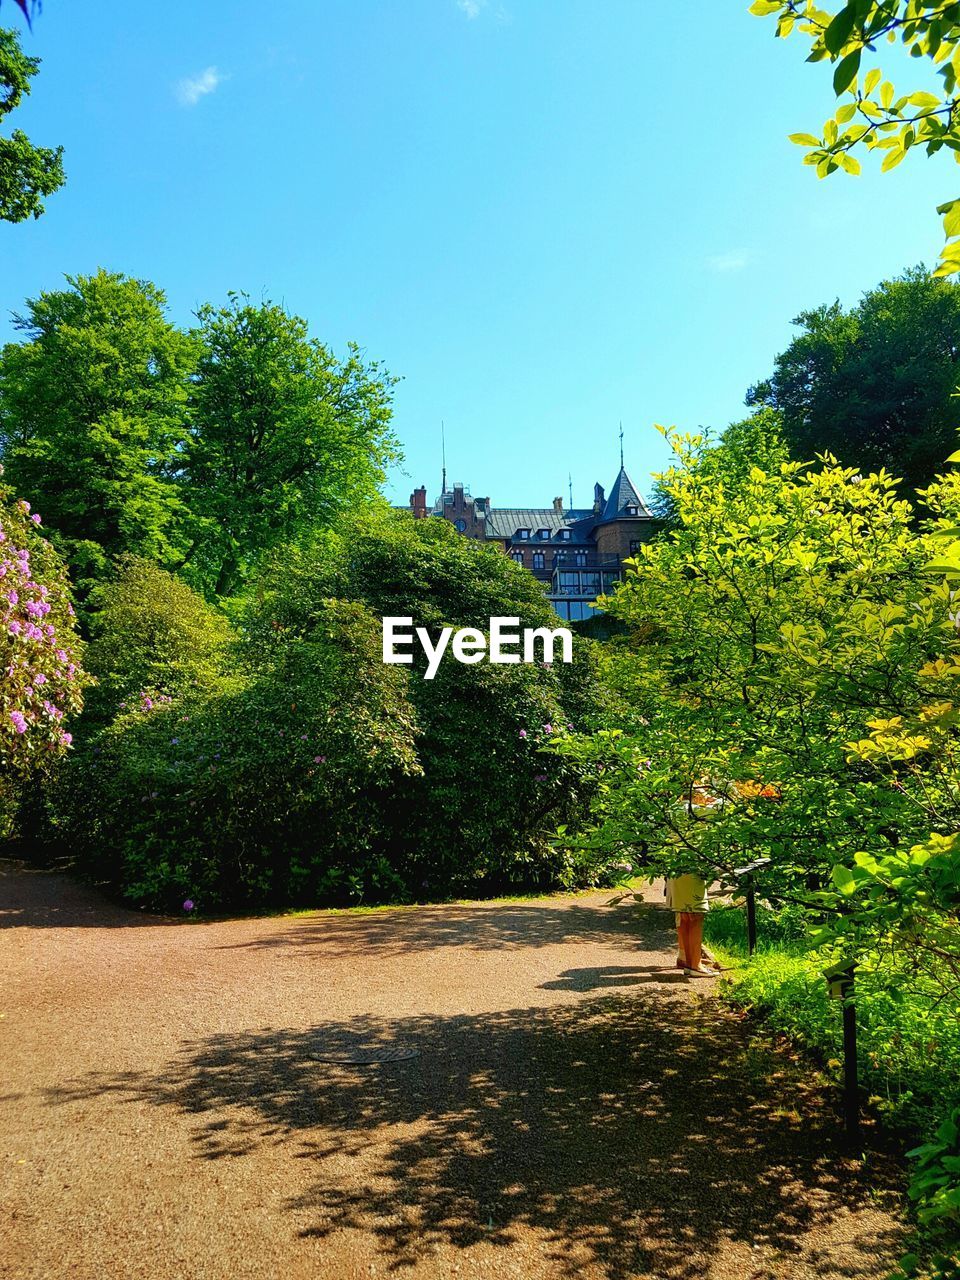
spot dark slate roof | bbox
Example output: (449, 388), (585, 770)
(484, 507), (596, 541)
(601, 466), (652, 521)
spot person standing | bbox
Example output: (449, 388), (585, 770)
(665, 873), (713, 977)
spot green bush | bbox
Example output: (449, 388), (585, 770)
(84, 557), (232, 723)
(247, 509), (612, 896)
(60, 599), (420, 910)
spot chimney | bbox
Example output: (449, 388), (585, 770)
(553, 496), (563, 513)
(593, 482), (605, 515)
(410, 485), (428, 519)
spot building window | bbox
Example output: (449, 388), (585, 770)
(510, 550), (524, 564)
(454, 518), (467, 532)
(532, 551), (545, 570)
(558, 529), (571, 541)
(629, 539), (641, 555)
(517, 528), (530, 539)
(626, 504), (639, 516)
(538, 528), (550, 539)
(575, 550), (587, 567)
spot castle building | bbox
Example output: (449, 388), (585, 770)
(407, 462), (656, 621)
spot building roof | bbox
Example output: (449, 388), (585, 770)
(484, 507), (596, 542)
(601, 465), (652, 521)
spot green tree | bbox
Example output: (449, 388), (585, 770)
(650, 407), (788, 522)
(750, 1), (960, 275)
(0, 25), (64, 222)
(0, 270), (198, 601)
(182, 295), (400, 598)
(748, 268), (960, 494)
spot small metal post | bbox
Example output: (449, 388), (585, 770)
(841, 965), (860, 1143)
(746, 884), (757, 956)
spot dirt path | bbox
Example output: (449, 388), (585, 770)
(0, 863), (905, 1280)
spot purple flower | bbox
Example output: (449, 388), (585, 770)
(8, 620), (21, 636)
(314, 755), (326, 764)
(60, 731), (72, 747)
(9, 711), (27, 734)
(534, 773), (548, 782)
(566, 724), (573, 732)
(519, 729), (527, 739)
(183, 899), (195, 912)
(543, 723), (553, 734)
(33, 673), (46, 685)
(30, 514), (41, 525)
(7, 590), (18, 606)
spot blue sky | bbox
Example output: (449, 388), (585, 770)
(1, 0), (954, 506)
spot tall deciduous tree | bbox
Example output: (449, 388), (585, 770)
(182, 295), (399, 598)
(748, 268), (960, 495)
(0, 25), (64, 222)
(0, 270), (198, 599)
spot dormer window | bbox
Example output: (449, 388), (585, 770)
(517, 528), (530, 539)
(557, 529), (571, 541)
(625, 504), (639, 516)
(538, 528), (550, 540)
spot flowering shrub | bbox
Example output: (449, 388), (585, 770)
(0, 475), (85, 792)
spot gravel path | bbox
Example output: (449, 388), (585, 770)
(1, 862), (905, 1280)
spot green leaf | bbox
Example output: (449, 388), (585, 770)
(880, 145), (905, 171)
(789, 132), (821, 146)
(907, 91), (941, 110)
(864, 67), (881, 95)
(824, 5), (857, 55)
(833, 49), (861, 95)
(832, 864), (857, 895)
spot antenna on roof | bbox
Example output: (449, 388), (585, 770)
(568, 471), (573, 510)
(441, 420), (447, 495)
(619, 421), (624, 469)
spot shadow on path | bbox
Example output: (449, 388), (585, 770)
(211, 898), (672, 957)
(45, 994), (904, 1278)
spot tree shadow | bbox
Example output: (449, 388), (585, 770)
(44, 995), (904, 1278)
(0, 862), (177, 929)
(211, 898), (672, 957)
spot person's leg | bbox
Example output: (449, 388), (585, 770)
(685, 913), (704, 972)
(675, 912), (687, 967)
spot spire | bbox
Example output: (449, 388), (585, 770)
(619, 421), (624, 468)
(601, 457), (650, 521)
(441, 420), (447, 496)
(568, 471), (573, 509)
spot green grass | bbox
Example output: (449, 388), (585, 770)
(705, 904), (960, 1139)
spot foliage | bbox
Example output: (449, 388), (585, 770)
(748, 268), (960, 495)
(710, 908), (960, 1279)
(83, 557), (233, 724)
(181, 295), (400, 599)
(246, 508), (612, 896)
(0, 271), (197, 605)
(547, 436), (936, 902)
(650, 408), (789, 522)
(60, 599), (421, 911)
(750, 1), (960, 276)
(0, 471), (85, 832)
(0, 25), (63, 222)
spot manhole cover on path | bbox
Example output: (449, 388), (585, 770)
(308, 1041), (420, 1065)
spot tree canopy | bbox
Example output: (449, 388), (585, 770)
(182, 295), (400, 598)
(0, 25), (64, 222)
(748, 267), (960, 494)
(0, 270), (197, 601)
